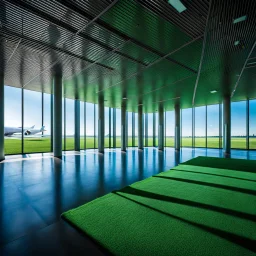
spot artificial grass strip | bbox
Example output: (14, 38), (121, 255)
(62, 157), (256, 256)
(181, 156), (256, 173)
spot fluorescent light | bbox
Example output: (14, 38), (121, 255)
(233, 15), (247, 24)
(210, 90), (217, 94)
(168, 0), (187, 13)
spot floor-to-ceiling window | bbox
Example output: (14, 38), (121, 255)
(182, 108), (192, 147)
(43, 93), (52, 152)
(155, 112), (159, 146)
(134, 113), (138, 147)
(128, 112), (133, 147)
(4, 86), (22, 155)
(144, 113), (148, 147)
(86, 103), (95, 148)
(105, 107), (109, 148)
(249, 99), (256, 149)
(207, 104), (220, 148)
(231, 101), (246, 149)
(65, 98), (75, 150)
(165, 111), (174, 147)
(80, 102), (85, 149)
(116, 109), (121, 147)
(148, 113), (153, 146)
(195, 106), (206, 147)
(95, 104), (98, 148)
(24, 89), (42, 153)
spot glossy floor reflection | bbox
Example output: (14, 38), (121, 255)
(1, 147), (256, 255)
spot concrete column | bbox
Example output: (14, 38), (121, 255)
(138, 105), (144, 150)
(74, 99), (80, 151)
(158, 105), (164, 150)
(0, 73), (4, 161)
(223, 96), (231, 154)
(98, 95), (104, 153)
(175, 104), (181, 151)
(121, 103), (127, 151)
(53, 75), (62, 157)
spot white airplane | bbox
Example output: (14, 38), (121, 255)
(4, 125), (46, 136)
(25, 126), (46, 136)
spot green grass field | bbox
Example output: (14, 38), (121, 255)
(4, 137), (256, 155)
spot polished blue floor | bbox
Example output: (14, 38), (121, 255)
(1, 147), (256, 255)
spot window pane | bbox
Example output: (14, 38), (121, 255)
(43, 93), (51, 152)
(148, 113), (153, 146)
(182, 108), (192, 147)
(24, 90), (42, 153)
(105, 107), (109, 148)
(231, 101), (246, 149)
(144, 114), (148, 146)
(207, 104), (219, 148)
(128, 112), (132, 147)
(4, 86), (22, 154)
(86, 103), (95, 148)
(65, 99), (74, 150)
(155, 113), (159, 146)
(249, 99), (256, 149)
(116, 109), (121, 147)
(165, 111), (174, 147)
(80, 102), (85, 149)
(95, 104), (98, 148)
(62, 98), (65, 150)
(195, 106), (206, 147)
(134, 113), (138, 146)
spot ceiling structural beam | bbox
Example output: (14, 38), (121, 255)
(192, 0), (212, 106)
(0, 29), (114, 71)
(97, 35), (201, 93)
(20, 0), (119, 89)
(56, 0), (198, 74)
(5, 0), (147, 67)
(231, 40), (256, 98)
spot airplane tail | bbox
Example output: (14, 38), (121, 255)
(40, 126), (46, 132)
(30, 125), (35, 129)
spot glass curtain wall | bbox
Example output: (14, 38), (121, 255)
(165, 111), (174, 147)
(85, 103), (95, 148)
(207, 104), (220, 148)
(4, 86), (22, 154)
(144, 113), (148, 147)
(195, 106), (206, 147)
(134, 113), (138, 146)
(128, 112), (133, 147)
(80, 102), (85, 149)
(231, 101), (246, 149)
(148, 113), (153, 146)
(105, 107), (109, 148)
(155, 112), (159, 146)
(181, 108), (192, 147)
(116, 109), (121, 147)
(65, 99), (75, 150)
(43, 93), (51, 152)
(249, 99), (256, 149)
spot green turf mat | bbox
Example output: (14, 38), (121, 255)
(182, 156), (256, 173)
(62, 158), (256, 256)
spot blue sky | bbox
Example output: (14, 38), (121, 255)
(4, 85), (256, 137)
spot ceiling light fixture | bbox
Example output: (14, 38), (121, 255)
(168, 0), (187, 13)
(233, 15), (247, 24)
(210, 90), (218, 94)
(122, 97), (127, 100)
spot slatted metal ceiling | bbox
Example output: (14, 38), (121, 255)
(0, 0), (256, 112)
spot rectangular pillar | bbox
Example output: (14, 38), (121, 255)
(175, 104), (181, 151)
(223, 96), (231, 154)
(138, 105), (144, 150)
(158, 105), (164, 150)
(74, 99), (80, 151)
(121, 103), (127, 151)
(0, 73), (4, 161)
(98, 95), (104, 153)
(53, 75), (62, 157)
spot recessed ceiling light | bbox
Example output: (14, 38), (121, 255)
(210, 90), (218, 94)
(123, 97), (127, 100)
(138, 103), (143, 106)
(233, 15), (247, 24)
(168, 0), (186, 13)
(234, 40), (240, 46)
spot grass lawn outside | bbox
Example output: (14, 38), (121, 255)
(4, 137), (256, 155)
